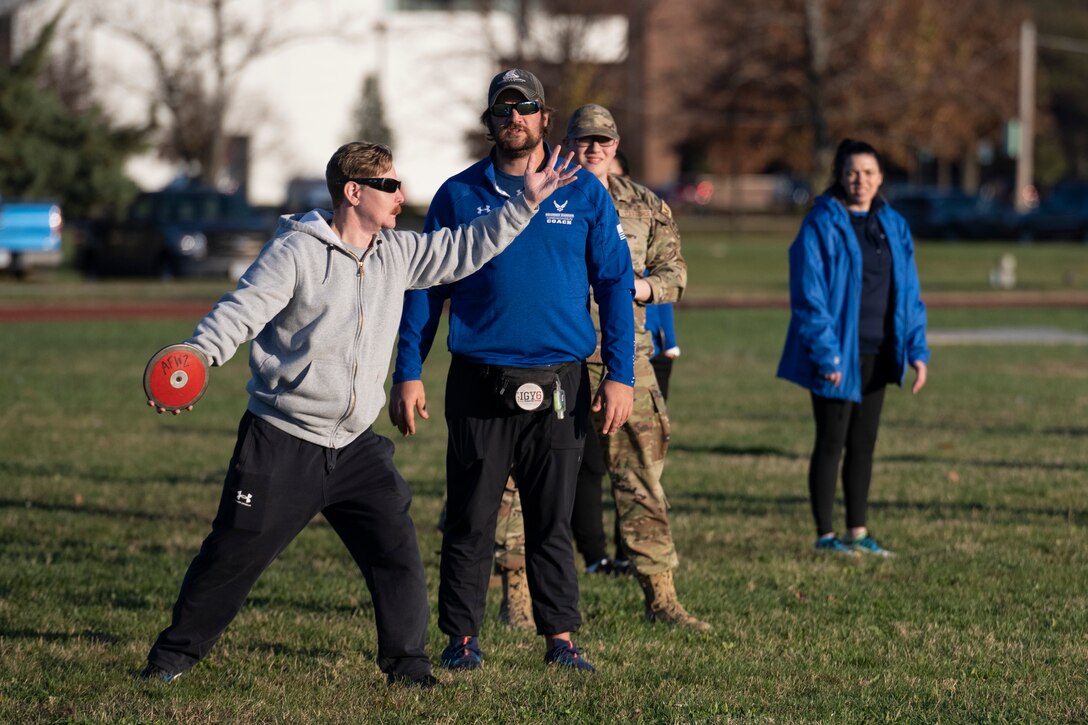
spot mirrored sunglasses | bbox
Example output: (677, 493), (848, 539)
(489, 101), (542, 117)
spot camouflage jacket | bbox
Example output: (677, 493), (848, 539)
(588, 173), (687, 363)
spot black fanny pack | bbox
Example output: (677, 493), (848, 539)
(490, 363), (574, 418)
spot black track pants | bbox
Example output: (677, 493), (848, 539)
(147, 412), (431, 679)
(438, 357), (588, 637)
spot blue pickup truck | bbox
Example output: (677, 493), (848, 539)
(0, 198), (64, 277)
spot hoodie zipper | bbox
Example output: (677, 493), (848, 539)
(330, 249), (368, 445)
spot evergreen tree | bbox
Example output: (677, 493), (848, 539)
(0, 11), (145, 219)
(352, 74), (393, 149)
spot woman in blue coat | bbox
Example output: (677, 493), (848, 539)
(777, 139), (929, 557)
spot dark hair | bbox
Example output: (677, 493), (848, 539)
(612, 149), (630, 177)
(824, 138), (883, 200)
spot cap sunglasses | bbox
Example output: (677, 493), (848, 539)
(489, 100), (542, 117)
(348, 177), (402, 193)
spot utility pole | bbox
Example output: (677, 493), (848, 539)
(1015, 19), (1036, 213)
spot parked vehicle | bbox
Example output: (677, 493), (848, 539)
(665, 173), (811, 214)
(77, 186), (276, 279)
(1016, 181), (1088, 241)
(283, 177), (330, 215)
(885, 187), (1017, 240)
(0, 197), (63, 277)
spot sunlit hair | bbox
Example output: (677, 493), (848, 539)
(478, 106), (553, 142)
(824, 138), (884, 201)
(326, 142), (393, 209)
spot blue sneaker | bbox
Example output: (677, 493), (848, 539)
(440, 635), (483, 671)
(585, 557), (613, 575)
(544, 639), (596, 673)
(848, 534), (895, 557)
(814, 536), (859, 557)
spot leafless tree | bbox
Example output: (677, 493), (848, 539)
(663, 0), (1022, 186)
(464, 0), (635, 156)
(89, 0), (352, 189)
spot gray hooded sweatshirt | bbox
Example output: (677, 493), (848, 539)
(185, 196), (538, 449)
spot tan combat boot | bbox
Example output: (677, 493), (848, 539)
(637, 570), (712, 632)
(498, 567), (535, 631)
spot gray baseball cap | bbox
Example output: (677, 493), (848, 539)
(566, 104), (619, 141)
(488, 68), (545, 107)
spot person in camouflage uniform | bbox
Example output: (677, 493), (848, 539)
(495, 104), (710, 632)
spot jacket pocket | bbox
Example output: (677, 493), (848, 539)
(272, 359), (352, 423)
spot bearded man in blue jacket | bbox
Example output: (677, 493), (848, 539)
(389, 69), (635, 674)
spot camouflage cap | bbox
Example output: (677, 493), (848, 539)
(488, 68), (546, 107)
(566, 104), (619, 141)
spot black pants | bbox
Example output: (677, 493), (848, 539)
(439, 357), (588, 637)
(147, 412), (431, 679)
(571, 421), (611, 566)
(808, 354), (891, 537)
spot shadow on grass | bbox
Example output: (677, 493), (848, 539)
(671, 443), (1088, 472)
(246, 596), (369, 616)
(668, 490), (1087, 526)
(246, 641), (355, 661)
(882, 453), (1088, 472)
(0, 497), (207, 524)
(0, 460), (222, 487)
(1, 628), (122, 644)
(670, 443), (803, 459)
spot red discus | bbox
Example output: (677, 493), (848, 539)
(143, 344), (210, 412)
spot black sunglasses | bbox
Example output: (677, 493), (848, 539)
(489, 101), (542, 117)
(348, 177), (402, 193)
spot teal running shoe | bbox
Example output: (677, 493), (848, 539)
(814, 536), (859, 557)
(849, 534), (895, 557)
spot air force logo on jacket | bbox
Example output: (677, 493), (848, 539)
(394, 146), (636, 387)
(545, 198), (574, 225)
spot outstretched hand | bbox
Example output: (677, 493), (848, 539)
(522, 145), (581, 208)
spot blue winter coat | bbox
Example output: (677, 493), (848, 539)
(777, 194), (930, 402)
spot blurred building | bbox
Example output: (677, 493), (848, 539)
(2, 0), (627, 208)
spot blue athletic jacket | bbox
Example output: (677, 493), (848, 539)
(393, 148), (636, 385)
(777, 194), (930, 402)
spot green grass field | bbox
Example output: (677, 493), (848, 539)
(2, 231), (1087, 722)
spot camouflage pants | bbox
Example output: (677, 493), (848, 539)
(493, 474), (526, 572)
(495, 356), (678, 575)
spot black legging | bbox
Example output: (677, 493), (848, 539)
(808, 354), (891, 537)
